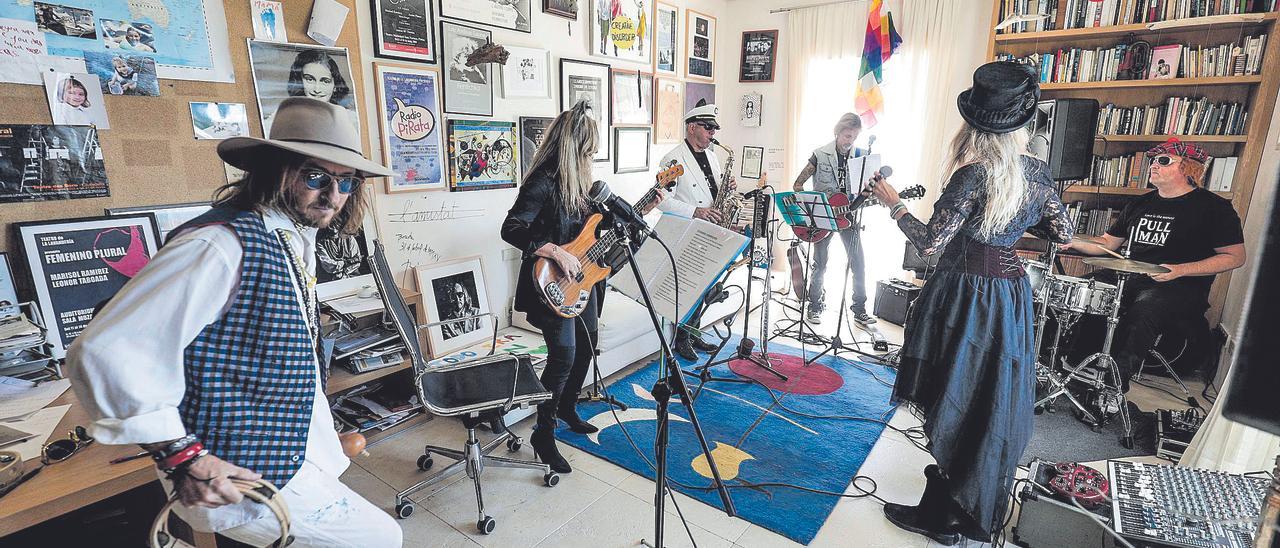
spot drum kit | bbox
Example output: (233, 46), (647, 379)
(1028, 237), (1171, 449)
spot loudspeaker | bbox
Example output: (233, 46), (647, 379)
(1026, 99), (1099, 181)
(873, 279), (920, 326)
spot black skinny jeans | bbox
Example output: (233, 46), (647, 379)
(533, 291), (599, 434)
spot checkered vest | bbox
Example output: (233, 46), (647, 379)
(172, 208), (317, 487)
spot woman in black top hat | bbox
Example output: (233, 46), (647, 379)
(501, 102), (663, 472)
(870, 61), (1074, 545)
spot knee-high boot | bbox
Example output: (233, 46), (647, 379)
(882, 464), (962, 545)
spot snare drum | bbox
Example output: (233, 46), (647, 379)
(1024, 259), (1051, 302)
(1047, 276), (1118, 316)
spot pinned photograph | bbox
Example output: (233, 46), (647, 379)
(35, 2), (96, 39)
(247, 40), (360, 136)
(0, 124), (108, 203)
(83, 51), (159, 96)
(251, 0), (287, 42)
(43, 71), (109, 128)
(99, 19), (155, 52)
(189, 102), (250, 139)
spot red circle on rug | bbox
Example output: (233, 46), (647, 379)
(728, 353), (843, 395)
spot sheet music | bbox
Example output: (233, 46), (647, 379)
(847, 154), (883, 192)
(773, 192), (838, 230)
(611, 214), (749, 324)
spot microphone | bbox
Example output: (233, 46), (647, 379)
(867, 134), (877, 146)
(589, 180), (649, 231)
(847, 165), (895, 211)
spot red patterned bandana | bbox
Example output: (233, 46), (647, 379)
(1145, 137), (1208, 163)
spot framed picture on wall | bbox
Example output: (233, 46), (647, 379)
(685, 81), (715, 113)
(653, 77), (683, 144)
(519, 116), (554, 178)
(739, 29), (777, 82)
(654, 2), (678, 75)
(685, 9), (715, 81)
(501, 46), (550, 98)
(415, 256), (493, 358)
(589, 0), (652, 65)
(560, 58), (612, 163)
(543, 0), (577, 19)
(14, 214), (161, 358)
(374, 63), (447, 193)
(614, 127), (651, 174)
(441, 0), (531, 33)
(105, 201), (211, 242)
(741, 145), (764, 179)
(247, 40), (361, 136)
(611, 69), (653, 125)
(371, 0), (437, 63)
(440, 21), (494, 116)
(739, 92), (761, 127)
(446, 118), (519, 191)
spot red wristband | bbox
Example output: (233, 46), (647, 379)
(159, 441), (204, 471)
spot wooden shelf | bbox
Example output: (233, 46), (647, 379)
(995, 12), (1277, 44)
(1097, 134), (1248, 143)
(1039, 75), (1263, 90)
(1064, 185), (1233, 199)
(326, 358), (412, 395)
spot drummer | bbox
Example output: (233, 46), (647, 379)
(1060, 137), (1245, 392)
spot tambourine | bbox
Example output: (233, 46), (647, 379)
(150, 478), (291, 548)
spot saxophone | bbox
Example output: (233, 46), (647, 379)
(708, 139), (743, 229)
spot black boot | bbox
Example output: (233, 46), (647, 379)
(883, 465), (961, 545)
(557, 402), (599, 434)
(673, 333), (698, 361)
(690, 336), (718, 352)
(530, 428), (572, 473)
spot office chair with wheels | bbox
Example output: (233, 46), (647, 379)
(368, 241), (557, 535)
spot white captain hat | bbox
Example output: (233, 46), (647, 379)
(684, 100), (720, 130)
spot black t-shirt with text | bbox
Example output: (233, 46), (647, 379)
(1106, 187), (1243, 295)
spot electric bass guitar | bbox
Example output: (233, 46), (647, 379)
(792, 183), (927, 243)
(533, 163), (683, 318)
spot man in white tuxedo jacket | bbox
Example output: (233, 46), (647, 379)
(657, 101), (736, 359)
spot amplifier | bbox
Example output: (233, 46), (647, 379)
(874, 279), (920, 326)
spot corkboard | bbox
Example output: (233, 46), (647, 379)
(0, 0), (369, 252)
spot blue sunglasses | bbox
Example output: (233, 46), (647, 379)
(302, 168), (363, 194)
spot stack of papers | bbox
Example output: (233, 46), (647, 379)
(0, 376), (71, 461)
(0, 315), (43, 354)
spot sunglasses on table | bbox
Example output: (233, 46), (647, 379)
(302, 168), (363, 194)
(41, 425), (94, 465)
(1151, 155), (1179, 167)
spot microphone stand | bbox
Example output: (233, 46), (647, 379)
(599, 205), (735, 548)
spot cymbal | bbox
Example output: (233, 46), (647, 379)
(1082, 257), (1171, 275)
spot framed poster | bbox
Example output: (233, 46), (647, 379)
(741, 145), (764, 179)
(105, 201), (211, 242)
(590, 0), (652, 65)
(559, 58), (612, 162)
(371, 0), (437, 63)
(653, 77), (683, 144)
(654, 2), (678, 75)
(684, 81), (715, 113)
(446, 118), (519, 191)
(375, 63), (446, 193)
(685, 9), (715, 81)
(739, 93), (761, 127)
(14, 214), (161, 358)
(501, 46), (550, 98)
(544, 0), (577, 20)
(441, 0), (531, 33)
(441, 22), (494, 116)
(0, 124), (108, 203)
(611, 69), (653, 125)
(739, 29), (777, 83)
(247, 40), (360, 136)
(0, 252), (21, 317)
(415, 256), (493, 357)
(614, 127), (650, 174)
(519, 116), (553, 178)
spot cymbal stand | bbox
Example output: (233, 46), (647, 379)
(1034, 308), (1093, 420)
(1067, 269), (1136, 448)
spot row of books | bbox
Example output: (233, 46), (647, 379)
(1063, 154), (1239, 190)
(1072, 205), (1120, 236)
(998, 35), (1266, 83)
(1097, 97), (1250, 135)
(999, 0), (1280, 33)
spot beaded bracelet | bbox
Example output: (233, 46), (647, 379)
(889, 203), (908, 219)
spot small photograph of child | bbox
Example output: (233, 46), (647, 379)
(100, 19), (157, 53)
(42, 71), (110, 129)
(83, 51), (159, 96)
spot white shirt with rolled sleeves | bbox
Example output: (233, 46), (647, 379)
(657, 141), (723, 218)
(67, 208), (348, 534)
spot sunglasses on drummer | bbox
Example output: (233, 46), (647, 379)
(1151, 155), (1179, 167)
(41, 426), (93, 465)
(301, 168), (363, 194)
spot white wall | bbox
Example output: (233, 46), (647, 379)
(352, 0), (728, 325)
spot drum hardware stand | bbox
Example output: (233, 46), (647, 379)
(1034, 309), (1097, 422)
(1133, 335), (1195, 403)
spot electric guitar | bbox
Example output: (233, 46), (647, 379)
(533, 163), (683, 318)
(792, 183), (927, 243)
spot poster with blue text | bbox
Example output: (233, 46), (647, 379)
(376, 64), (445, 193)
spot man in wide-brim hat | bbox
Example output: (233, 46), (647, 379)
(70, 97), (403, 546)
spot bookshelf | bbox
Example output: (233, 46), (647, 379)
(989, 1), (1280, 325)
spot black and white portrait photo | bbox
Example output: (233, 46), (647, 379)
(247, 40), (361, 136)
(415, 256), (492, 357)
(433, 272), (481, 340)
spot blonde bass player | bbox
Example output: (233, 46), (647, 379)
(657, 101), (737, 360)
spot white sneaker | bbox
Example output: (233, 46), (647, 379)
(853, 312), (877, 325)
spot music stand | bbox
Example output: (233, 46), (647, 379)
(769, 191), (838, 357)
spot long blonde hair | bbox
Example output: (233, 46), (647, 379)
(522, 101), (598, 214)
(940, 123), (1031, 240)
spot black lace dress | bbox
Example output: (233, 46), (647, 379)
(892, 156), (1072, 537)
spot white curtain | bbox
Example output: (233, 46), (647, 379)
(784, 2), (866, 180)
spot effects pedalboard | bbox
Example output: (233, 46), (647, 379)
(1108, 460), (1268, 548)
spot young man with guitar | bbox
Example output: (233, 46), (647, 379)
(791, 113), (876, 325)
(501, 102), (668, 472)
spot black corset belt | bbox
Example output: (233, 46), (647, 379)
(936, 236), (1025, 279)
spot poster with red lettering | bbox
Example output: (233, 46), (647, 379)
(375, 63), (446, 193)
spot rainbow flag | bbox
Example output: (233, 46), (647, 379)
(854, 0), (903, 128)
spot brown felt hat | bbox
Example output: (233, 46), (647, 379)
(218, 97), (393, 178)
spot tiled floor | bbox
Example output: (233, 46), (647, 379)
(344, 304), (1204, 547)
